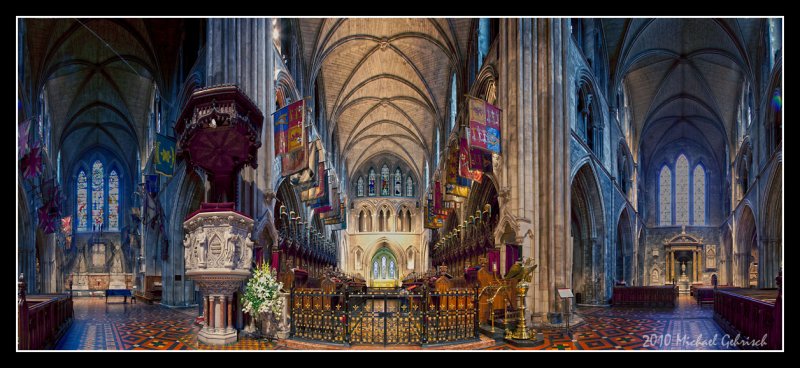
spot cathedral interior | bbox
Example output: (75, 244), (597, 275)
(16, 17), (783, 351)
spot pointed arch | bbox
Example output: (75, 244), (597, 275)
(735, 204), (757, 288)
(76, 170), (88, 232)
(675, 154), (689, 225)
(616, 207), (634, 284)
(692, 163), (707, 225)
(368, 168), (376, 196)
(394, 167), (403, 196)
(570, 163), (607, 303)
(659, 164), (672, 226)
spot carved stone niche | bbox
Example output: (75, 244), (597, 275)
(183, 206), (254, 345)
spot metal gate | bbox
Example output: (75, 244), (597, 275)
(290, 287), (479, 346)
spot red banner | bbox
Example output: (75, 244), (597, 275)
(287, 101), (304, 153)
(469, 147), (493, 173)
(467, 96), (501, 154)
(274, 100), (304, 156)
(459, 138), (483, 183)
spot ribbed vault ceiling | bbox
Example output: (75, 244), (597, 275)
(300, 18), (473, 180)
(21, 18), (183, 170)
(603, 18), (764, 170)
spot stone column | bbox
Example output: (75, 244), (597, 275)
(221, 296), (228, 332)
(227, 296), (233, 333)
(666, 250), (675, 284)
(204, 296), (209, 327)
(692, 251), (697, 282)
(209, 296), (216, 332)
(666, 250), (671, 282)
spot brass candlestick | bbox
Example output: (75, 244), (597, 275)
(511, 280), (531, 340)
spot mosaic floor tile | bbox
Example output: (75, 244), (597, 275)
(53, 295), (733, 350)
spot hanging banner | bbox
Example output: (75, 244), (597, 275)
(281, 135), (306, 177)
(296, 139), (323, 190)
(459, 137), (483, 183)
(327, 200), (347, 229)
(145, 175), (159, 194)
(154, 134), (176, 177)
(21, 145), (43, 180)
(319, 190), (339, 217)
(286, 100), (305, 154)
(467, 96), (501, 154)
(274, 105), (289, 156)
(301, 161), (325, 202)
(37, 201), (57, 234)
(309, 171), (330, 209)
(434, 180), (443, 214)
(469, 147), (494, 174)
(18, 118), (31, 157)
(445, 140), (469, 197)
(61, 216), (73, 249)
(61, 216), (72, 236)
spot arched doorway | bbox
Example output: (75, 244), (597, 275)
(570, 164), (606, 304)
(721, 224), (733, 285)
(736, 205), (757, 288)
(761, 165), (782, 287)
(616, 208), (634, 285)
(370, 246), (398, 287)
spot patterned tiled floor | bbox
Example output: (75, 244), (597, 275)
(54, 295), (733, 350)
(484, 295), (734, 350)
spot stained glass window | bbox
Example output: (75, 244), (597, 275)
(406, 176), (413, 197)
(659, 165), (671, 226)
(381, 256), (387, 278)
(368, 169), (376, 196)
(394, 168), (402, 196)
(389, 260), (395, 278)
(373, 261), (379, 278)
(77, 171), (88, 231)
(478, 18), (491, 71)
(381, 165), (390, 196)
(357, 176), (364, 197)
(91, 160), (104, 230)
(450, 73), (457, 129)
(108, 170), (119, 231)
(693, 165), (706, 225)
(436, 129), (441, 166)
(675, 155), (689, 225)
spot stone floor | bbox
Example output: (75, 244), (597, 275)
(53, 295), (733, 350)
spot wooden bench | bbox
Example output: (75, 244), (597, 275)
(135, 276), (162, 304)
(612, 286), (677, 307)
(714, 286), (781, 349)
(18, 275), (73, 350)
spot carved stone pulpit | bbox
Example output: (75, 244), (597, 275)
(177, 85), (263, 345)
(184, 204), (254, 345)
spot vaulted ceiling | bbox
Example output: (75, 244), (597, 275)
(20, 18), (185, 173)
(298, 18), (473, 181)
(603, 18), (764, 172)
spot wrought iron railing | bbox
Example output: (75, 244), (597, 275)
(290, 287), (479, 346)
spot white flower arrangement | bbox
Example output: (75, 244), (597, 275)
(242, 262), (284, 318)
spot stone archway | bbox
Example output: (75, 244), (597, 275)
(720, 224), (733, 285)
(760, 164), (782, 287)
(615, 208), (634, 284)
(570, 163), (606, 304)
(360, 238), (407, 287)
(736, 205), (757, 288)
(369, 245), (399, 287)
